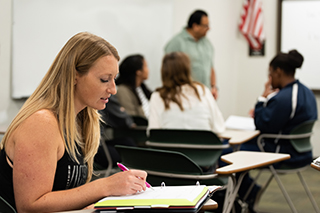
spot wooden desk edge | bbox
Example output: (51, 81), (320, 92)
(200, 199), (218, 211)
(311, 162), (320, 171)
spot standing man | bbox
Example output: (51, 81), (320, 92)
(164, 10), (218, 99)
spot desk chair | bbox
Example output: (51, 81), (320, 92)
(247, 119), (319, 213)
(0, 196), (16, 213)
(113, 127), (147, 146)
(94, 127), (147, 177)
(145, 129), (229, 169)
(115, 145), (228, 187)
(93, 138), (119, 177)
(132, 115), (148, 126)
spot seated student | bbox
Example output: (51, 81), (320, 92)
(0, 32), (148, 212)
(95, 95), (136, 168)
(237, 49), (318, 212)
(148, 51), (225, 134)
(115, 54), (152, 119)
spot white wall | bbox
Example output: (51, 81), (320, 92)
(0, 0), (25, 131)
(1, 0), (319, 156)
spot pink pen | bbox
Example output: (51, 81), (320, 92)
(117, 162), (153, 189)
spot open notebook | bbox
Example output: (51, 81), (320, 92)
(94, 185), (221, 212)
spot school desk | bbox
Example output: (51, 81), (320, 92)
(216, 151), (291, 213)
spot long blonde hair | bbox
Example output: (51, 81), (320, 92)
(0, 32), (120, 182)
(157, 52), (204, 111)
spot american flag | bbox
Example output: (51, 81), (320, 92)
(239, 0), (265, 50)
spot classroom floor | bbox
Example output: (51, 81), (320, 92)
(251, 166), (320, 213)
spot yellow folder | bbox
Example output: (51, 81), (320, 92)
(94, 185), (220, 211)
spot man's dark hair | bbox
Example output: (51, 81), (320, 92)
(187, 10), (208, 28)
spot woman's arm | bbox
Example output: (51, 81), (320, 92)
(11, 109), (147, 213)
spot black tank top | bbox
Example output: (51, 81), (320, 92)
(0, 147), (88, 210)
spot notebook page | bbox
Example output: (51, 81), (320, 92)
(99, 185), (206, 202)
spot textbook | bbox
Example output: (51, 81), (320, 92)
(94, 185), (221, 212)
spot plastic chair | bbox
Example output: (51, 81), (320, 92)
(112, 116), (148, 146)
(113, 127), (147, 146)
(115, 145), (228, 186)
(94, 126), (147, 177)
(132, 115), (148, 127)
(93, 138), (119, 177)
(0, 196), (16, 213)
(145, 129), (229, 169)
(248, 119), (319, 213)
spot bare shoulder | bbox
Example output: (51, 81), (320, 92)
(20, 109), (59, 132)
(13, 109), (63, 151)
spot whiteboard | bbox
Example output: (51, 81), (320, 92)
(281, 0), (320, 90)
(12, 0), (173, 98)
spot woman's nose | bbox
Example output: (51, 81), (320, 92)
(107, 80), (117, 95)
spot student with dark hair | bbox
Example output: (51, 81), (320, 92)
(116, 54), (152, 118)
(236, 49), (318, 212)
(164, 10), (219, 99)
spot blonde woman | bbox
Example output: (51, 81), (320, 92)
(148, 52), (225, 133)
(0, 32), (147, 212)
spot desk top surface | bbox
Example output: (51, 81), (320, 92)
(219, 129), (260, 145)
(216, 151), (291, 175)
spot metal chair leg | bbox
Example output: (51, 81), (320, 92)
(101, 140), (112, 177)
(223, 172), (248, 213)
(269, 165), (298, 213)
(297, 171), (320, 213)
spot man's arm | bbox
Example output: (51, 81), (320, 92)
(210, 67), (218, 99)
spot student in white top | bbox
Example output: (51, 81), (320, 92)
(148, 52), (225, 134)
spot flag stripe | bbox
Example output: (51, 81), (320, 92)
(239, 0), (265, 49)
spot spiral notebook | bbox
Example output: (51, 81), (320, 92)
(94, 185), (221, 212)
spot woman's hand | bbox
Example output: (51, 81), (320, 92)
(262, 76), (279, 98)
(248, 108), (254, 118)
(262, 76), (273, 98)
(103, 170), (147, 196)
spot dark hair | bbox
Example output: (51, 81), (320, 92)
(269, 49), (304, 76)
(116, 54), (151, 104)
(116, 54), (143, 86)
(187, 10), (208, 28)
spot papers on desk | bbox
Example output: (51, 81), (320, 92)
(94, 185), (221, 212)
(313, 156), (320, 165)
(225, 115), (256, 131)
(311, 157), (320, 169)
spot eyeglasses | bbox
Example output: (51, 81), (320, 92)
(198, 24), (209, 29)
